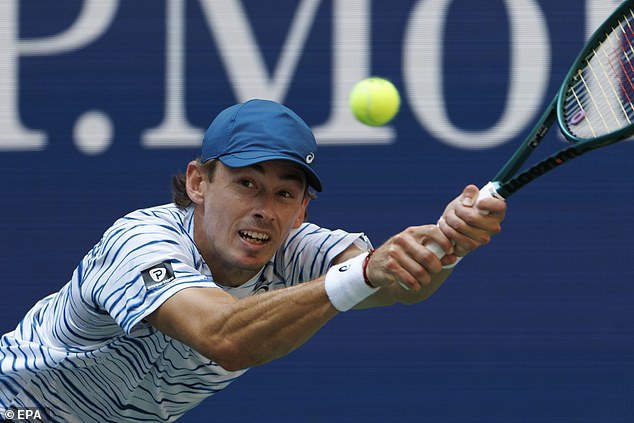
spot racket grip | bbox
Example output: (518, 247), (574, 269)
(426, 181), (503, 260)
(473, 181), (504, 215)
(425, 242), (447, 259)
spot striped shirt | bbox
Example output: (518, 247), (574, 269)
(0, 203), (371, 422)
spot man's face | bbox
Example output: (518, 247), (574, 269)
(191, 160), (309, 286)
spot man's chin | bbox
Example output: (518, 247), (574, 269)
(235, 251), (272, 270)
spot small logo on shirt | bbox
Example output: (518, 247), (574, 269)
(338, 264), (350, 272)
(141, 262), (176, 287)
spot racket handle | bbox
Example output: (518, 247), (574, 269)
(473, 181), (504, 215)
(425, 241), (447, 259)
(427, 181), (503, 260)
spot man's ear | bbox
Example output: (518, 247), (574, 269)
(185, 161), (205, 205)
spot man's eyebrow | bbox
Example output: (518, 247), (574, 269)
(233, 163), (306, 184)
(282, 172), (306, 185)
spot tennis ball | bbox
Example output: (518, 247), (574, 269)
(349, 77), (401, 126)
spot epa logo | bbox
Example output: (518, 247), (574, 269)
(141, 262), (176, 288)
(2, 408), (46, 422)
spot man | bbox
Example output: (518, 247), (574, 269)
(0, 99), (506, 422)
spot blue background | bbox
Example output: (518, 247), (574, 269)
(1, 1), (632, 421)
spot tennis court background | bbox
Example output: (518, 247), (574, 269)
(0, 1), (632, 421)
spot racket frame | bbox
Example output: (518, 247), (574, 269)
(492, 0), (634, 199)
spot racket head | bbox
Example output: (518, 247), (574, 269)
(557, 0), (634, 146)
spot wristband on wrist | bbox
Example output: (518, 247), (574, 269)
(324, 251), (379, 312)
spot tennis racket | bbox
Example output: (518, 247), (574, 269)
(428, 0), (634, 260)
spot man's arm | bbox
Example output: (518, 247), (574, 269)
(145, 222), (449, 372)
(147, 185), (506, 371)
(334, 229), (454, 309)
(146, 279), (337, 372)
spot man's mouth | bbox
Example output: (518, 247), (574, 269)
(239, 230), (271, 244)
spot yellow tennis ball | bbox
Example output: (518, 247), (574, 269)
(349, 77), (401, 126)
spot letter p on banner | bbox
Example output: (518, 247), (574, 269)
(0, 0), (119, 151)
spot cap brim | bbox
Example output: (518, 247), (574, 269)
(218, 152), (323, 192)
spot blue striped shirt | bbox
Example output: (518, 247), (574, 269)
(0, 204), (371, 422)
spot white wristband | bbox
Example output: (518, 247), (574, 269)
(324, 252), (379, 312)
(442, 255), (464, 270)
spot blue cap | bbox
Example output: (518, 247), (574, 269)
(201, 99), (322, 192)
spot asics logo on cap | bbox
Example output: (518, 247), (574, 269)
(305, 152), (315, 164)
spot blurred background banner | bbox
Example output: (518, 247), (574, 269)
(1, 1), (632, 421)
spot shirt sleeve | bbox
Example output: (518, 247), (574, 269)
(276, 222), (373, 285)
(80, 215), (218, 335)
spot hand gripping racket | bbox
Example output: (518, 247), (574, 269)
(428, 0), (634, 260)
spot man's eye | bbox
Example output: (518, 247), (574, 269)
(239, 179), (255, 188)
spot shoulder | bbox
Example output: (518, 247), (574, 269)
(91, 204), (198, 267)
(284, 222), (371, 251)
(116, 203), (191, 230)
(107, 204), (193, 241)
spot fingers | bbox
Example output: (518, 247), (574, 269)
(439, 185), (507, 257)
(475, 196), (507, 217)
(365, 184), (507, 292)
(438, 214), (491, 256)
(459, 184), (479, 207)
(366, 225), (452, 291)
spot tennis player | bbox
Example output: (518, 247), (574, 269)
(0, 99), (506, 422)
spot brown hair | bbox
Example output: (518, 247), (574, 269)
(171, 158), (218, 208)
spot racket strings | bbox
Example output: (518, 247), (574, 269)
(563, 7), (634, 139)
